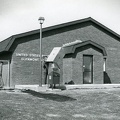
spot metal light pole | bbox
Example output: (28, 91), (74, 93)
(38, 17), (45, 86)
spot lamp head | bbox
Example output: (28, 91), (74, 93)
(38, 17), (45, 24)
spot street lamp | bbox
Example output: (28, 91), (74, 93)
(38, 17), (45, 86)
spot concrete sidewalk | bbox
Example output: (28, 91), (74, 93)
(15, 85), (49, 92)
(65, 84), (120, 90)
(15, 85), (62, 92)
(14, 84), (120, 92)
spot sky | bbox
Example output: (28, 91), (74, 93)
(0, 0), (120, 41)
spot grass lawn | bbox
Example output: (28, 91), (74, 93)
(0, 88), (120, 120)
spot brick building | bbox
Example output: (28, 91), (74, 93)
(0, 17), (120, 88)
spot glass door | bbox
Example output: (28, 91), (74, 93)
(83, 55), (93, 84)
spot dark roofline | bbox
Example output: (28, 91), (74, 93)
(44, 17), (120, 38)
(0, 17), (120, 52)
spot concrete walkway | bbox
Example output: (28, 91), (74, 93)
(14, 84), (120, 92)
(65, 84), (120, 90)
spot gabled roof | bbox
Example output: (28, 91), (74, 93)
(0, 17), (120, 53)
(63, 40), (107, 56)
(46, 40), (107, 65)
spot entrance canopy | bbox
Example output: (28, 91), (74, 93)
(63, 40), (107, 56)
(46, 47), (61, 62)
(46, 40), (107, 66)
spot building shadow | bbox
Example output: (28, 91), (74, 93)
(22, 89), (76, 102)
(104, 72), (111, 84)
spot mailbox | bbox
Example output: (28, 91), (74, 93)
(48, 71), (60, 88)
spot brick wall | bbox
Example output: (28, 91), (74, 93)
(42, 22), (120, 84)
(63, 45), (103, 84)
(9, 21), (120, 85)
(10, 35), (45, 86)
(63, 57), (73, 84)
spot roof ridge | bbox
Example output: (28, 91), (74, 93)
(0, 17), (119, 53)
(1, 17), (120, 42)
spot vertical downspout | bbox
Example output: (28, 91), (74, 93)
(103, 57), (106, 83)
(103, 57), (106, 72)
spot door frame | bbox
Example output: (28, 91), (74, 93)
(0, 60), (10, 87)
(83, 55), (93, 84)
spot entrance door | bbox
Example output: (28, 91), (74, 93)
(0, 61), (9, 87)
(83, 55), (93, 84)
(2, 62), (9, 87)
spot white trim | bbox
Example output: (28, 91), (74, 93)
(103, 58), (106, 72)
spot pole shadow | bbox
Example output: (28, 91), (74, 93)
(22, 89), (76, 102)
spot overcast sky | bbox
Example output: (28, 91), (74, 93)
(0, 0), (120, 41)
